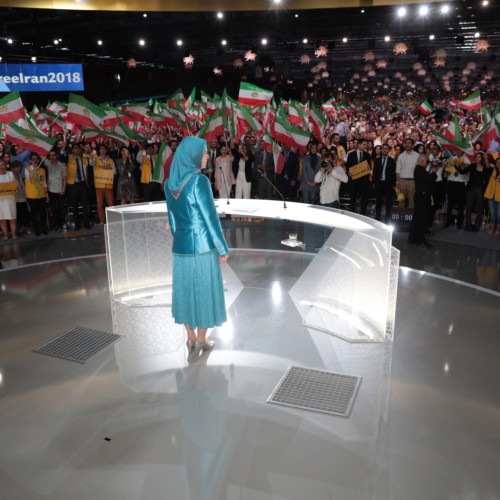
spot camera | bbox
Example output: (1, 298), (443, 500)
(321, 160), (333, 169)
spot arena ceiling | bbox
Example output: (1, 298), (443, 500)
(0, 0), (499, 97)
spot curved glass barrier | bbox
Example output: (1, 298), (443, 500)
(105, 200), (399, 343)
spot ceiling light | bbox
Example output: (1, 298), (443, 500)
(97, 39), (103, 45)
(273, 0), (282, 3)
(53, 39), (59, 45)
(221, 39), (227, 46)
(482, 0), (489, 5)
(139, 39), (145, 46)
(361, 9), (365, 13)
(143, 13), (147, 18)
(384, 35), (391, 42)
(7, 38), (13, 44)
(176, 39), (183, 46)
(302, 38), (308, 44)
(474, 32), (480, 38)
(31, 56), (36, 62)
(216, 11), (223, 19)
(59, 38), (62, 42)
(261, 38), (268, 45)
(397, 7), (406, 17)
(429, 34), (435, 40)
(342, 37), (348, 43)
(419, 5), (429, 15)
(294, 13), (299, 18)
(441, 4), (450, 13)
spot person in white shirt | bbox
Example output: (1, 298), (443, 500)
(314, 151), (348, 208)
(44, 150), (67, 231)
(396, 138), (420, 209)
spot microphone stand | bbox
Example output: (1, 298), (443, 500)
(253, 166), (287, 209)
(219, 165), (230, 205)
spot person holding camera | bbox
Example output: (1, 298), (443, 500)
(408, 154), (439, 248)
(314, 151), (348, 208)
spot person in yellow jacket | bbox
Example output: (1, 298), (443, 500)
(137, 143), (160, 202)
(24, 153), (49, 236)
(484, 157), (500, 235)
(94, 144), (116, 225)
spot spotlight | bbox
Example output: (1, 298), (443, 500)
(59, 38), (62, 42)
(139, 39), (145, 46)
(302, 38), (308, 44)
(143, 13), (147, 18)
(7, 38), (13, 44)
(294, 13), (299, 18)
(384, 35), (391, 42)
(261, 38), (268, 45)
(342, 37), (348, 43)
(221, 39), (227, 46)
(176, 39), (183, 46)
(429, 34), (435, 40)
(97, 39), (103, 45)
(216, 11), (223, 19)
(441, 4), (450, 13)
(474, 32), (480, 38)
(419, 5), (429, 15)
(397, 7), (406, 17)
(482, 0), (489, 5)
(361, 9), (365, 13)
(31, 56), (36, 62)
(53, 39), (59, 45)
(273, 0), (282, 3)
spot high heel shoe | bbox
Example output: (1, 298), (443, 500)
(186, 339), (196, 352)
(194, 340), (215, 355)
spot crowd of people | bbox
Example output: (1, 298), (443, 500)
(1, 101), (500, 249)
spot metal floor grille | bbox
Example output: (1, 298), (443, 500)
(267, 366), (362, 418)
(33, 327), (122, 364)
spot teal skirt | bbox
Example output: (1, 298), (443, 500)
(172, 249), (227, 330)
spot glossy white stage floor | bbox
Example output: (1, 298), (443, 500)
(1, 250), (499, 500)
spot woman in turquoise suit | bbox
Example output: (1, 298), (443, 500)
(165, 137), (229, 355)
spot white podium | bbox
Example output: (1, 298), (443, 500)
(105, 200), (399, 343)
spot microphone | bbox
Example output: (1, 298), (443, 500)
(219, 165), (231, 205)
(252, 165), (287, 209)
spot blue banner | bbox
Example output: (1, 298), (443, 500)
(0, 64), (84, 92)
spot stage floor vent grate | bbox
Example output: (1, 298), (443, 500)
(33, 327), (122, 364)
(267, 366), (362, 418)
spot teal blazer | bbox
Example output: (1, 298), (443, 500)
(165, 173), (229, 256)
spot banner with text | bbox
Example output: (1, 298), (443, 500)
(0, 64), (84, 92)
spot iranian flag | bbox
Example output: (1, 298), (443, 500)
(197, 110), (224, 142)
(0, 90), (26, 124)
(288, 102), (308, 126)
(458, 91), (481, 111)
(418, 100), (434, 116)
(309, 104), (327, 142)
(434, 129), (475, 160)
(117, 119), (147, 144)
(66, 94), (106, 128)
(444, 114), (462, 142)
(152, 141), (174, 184)
(234, 102), (260, 133)
(121, 102), (151, 122)
(5, 122), (56, 156)
(322, 97), (336, 111)
(238, 82), (273, 107)
(271, 114), (311, 152)
(82, 127), (129, 146)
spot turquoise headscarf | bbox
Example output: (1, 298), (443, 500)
(166, 137), (207, 200)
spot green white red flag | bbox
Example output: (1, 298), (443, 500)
(197, 109), (224, 142)
(444, 114), (462, 142)
(117, 119), (147, 144)
(5, 122), (56, 156)
(418, 100), (434, 116)
(152, 141), (174, 184)
(66, 93), (106, 128)
(271, 114), (311, 152)
(82, 126), (129, 146)
(0, 90), (26, 124)
(238, 82), (273, 107)
(309, 104), (327, 142)
(458, 91), (481, 111)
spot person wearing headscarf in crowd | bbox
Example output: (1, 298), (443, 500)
(165, 137), (229, 357)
